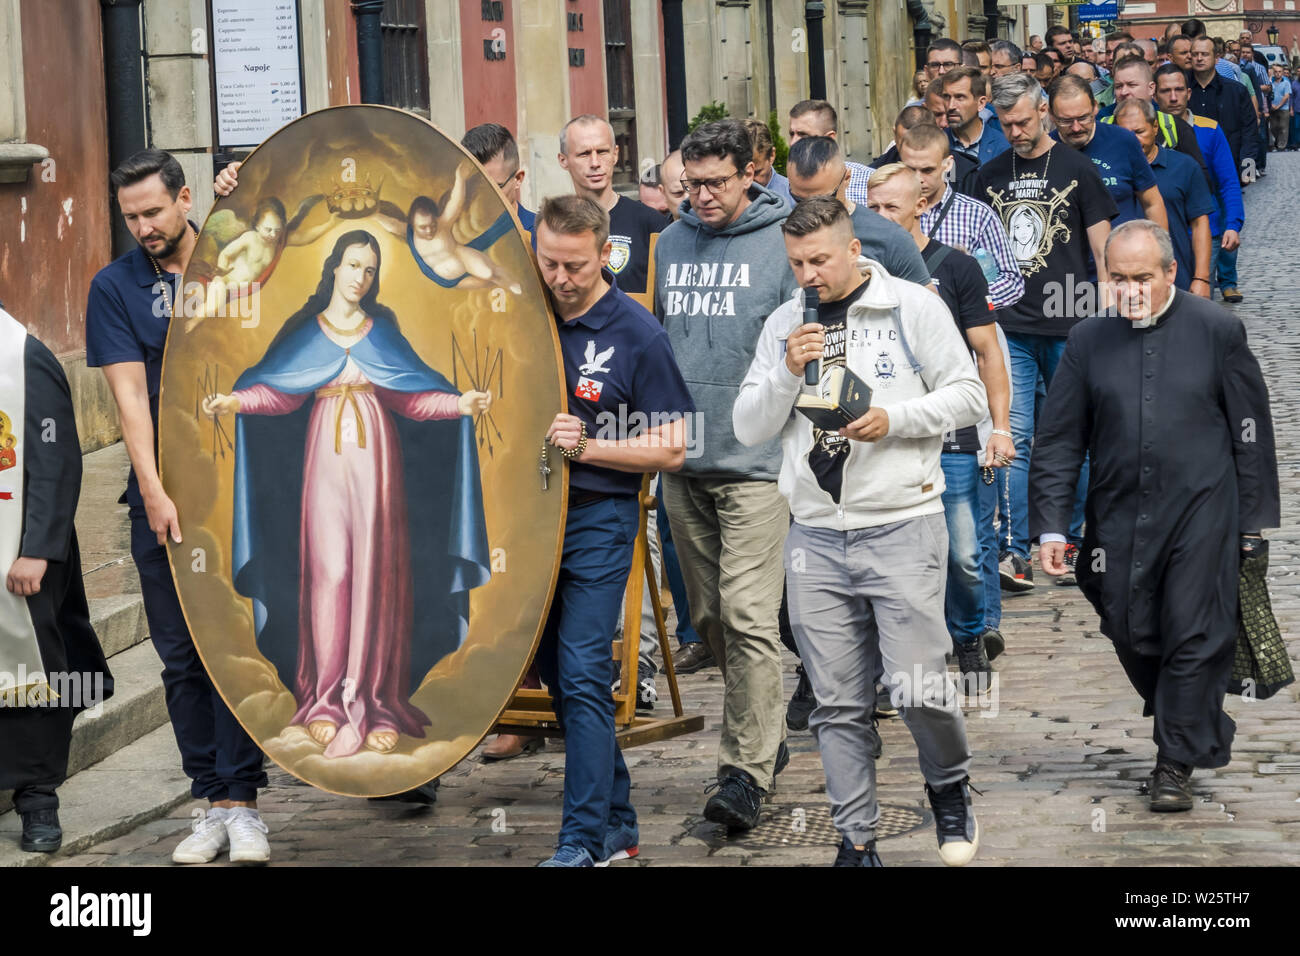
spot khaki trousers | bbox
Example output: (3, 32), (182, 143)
(661, 473), (788, 788)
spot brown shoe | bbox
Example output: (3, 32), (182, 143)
(1221, 286), (1243, 303)
(481, 733), (543, 762)
(673, 641), (717, 674)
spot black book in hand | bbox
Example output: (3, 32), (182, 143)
(795, 366), (874, 431)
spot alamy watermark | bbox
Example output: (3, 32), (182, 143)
(592, 405), (705, 460)
(0, 667), (106, 716)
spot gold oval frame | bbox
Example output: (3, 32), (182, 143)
(158, 104), (566, 797)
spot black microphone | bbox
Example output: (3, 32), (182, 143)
(803, 286), (821, 386)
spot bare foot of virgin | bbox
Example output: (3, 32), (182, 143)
(308, 720), (337, 745)
(364, 729), (398, 753)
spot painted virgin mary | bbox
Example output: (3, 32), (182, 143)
(204, 230), (492, 758)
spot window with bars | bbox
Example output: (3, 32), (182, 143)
(603, 0), (638, 186)
(381, 0), (430, 116)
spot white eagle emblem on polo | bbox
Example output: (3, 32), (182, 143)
(608, 237), (631, 274)
(580, 340), (615, 376)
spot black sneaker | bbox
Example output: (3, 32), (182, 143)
(956, 634), (993, 696)
(998, 551), (1035, 592)
(981, 627), (1005, 661)
(832, 835), (884, 867)
(704, 771), (766, 830)
(925, 777), (979, 866)
(873, 683), (899, 719)
(1149, 760), (1194, 813)
(636, 665), (657, 712)
(19, 808), (61, 853)
(673, 641), (716, 674)
(1056, 542), (1079, 586)
(786, 665), (815, 731)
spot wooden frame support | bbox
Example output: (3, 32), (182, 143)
(491, 475), (703, 747)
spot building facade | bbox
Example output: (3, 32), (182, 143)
(1, 0), (941, 451)
(1121, 0), (1300, 56)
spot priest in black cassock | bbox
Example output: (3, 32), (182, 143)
(0, 306), (113, 852)
(1029, 220), (1280, 813)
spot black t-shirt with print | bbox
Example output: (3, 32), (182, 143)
(805, 279), (871, 504)
(972, 143), (1116, 337)
(608, 195), (668, 299)
(923, 239), (995, 454)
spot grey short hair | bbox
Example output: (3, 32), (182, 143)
(990, 39), (1022, 62)
(1106, 219), (1175, 271)
(1113, 97), (1157, 126)
(991, 72), (1044, 111)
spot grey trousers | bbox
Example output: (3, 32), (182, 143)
(785, 514), (972, 845)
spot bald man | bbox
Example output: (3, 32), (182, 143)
(558, 114), (666, 297)
(658, 149), (687, 221)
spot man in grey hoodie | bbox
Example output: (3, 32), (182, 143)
(654, 120), (798, 830)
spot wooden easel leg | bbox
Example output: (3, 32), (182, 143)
(646, 534), (685, 718)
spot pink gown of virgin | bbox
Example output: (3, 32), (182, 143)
(232, 317), (462, 757)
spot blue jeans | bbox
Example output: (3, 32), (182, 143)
(978, 467), (1001, 630)
(129, 504), (267, 802)
(940, 453), (984, 646)
(1291, 110), (1300, 146)
(535, 495), (639, 856)
(1212, 235), (1239, 293)
(656, 493), (699, 645)
(1002, 332), (1087, 558)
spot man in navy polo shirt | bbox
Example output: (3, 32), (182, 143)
(85, 150), (271, 864)
(534, 194), (694, 867)
(1116, 99), (1216, 296)
(1049, 74), (1168, 230)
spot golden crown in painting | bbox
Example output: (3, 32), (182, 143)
(326, 174), (381, 218)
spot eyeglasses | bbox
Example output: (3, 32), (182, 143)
(927, 60), (959, 71)
(680, 171), (739, 194)
(790, 191), (838, 204)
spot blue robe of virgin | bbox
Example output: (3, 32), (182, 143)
(229, 314), (491, 696)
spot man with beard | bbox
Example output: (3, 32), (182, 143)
(974, 73), (1116, 591)
(87, 150), (271, 863)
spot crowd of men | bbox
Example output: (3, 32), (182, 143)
(2, 16), (1281, 870)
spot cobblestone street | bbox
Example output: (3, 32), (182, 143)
(51, 158), (1300, 869)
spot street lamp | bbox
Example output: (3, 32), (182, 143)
(1268, 22), (1279, 46)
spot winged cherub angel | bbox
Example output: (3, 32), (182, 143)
(374, 160), (523, 295)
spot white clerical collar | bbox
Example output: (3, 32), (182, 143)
(1129, 287), (1177, 329)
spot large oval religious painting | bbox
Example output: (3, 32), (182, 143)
(157, 105), (566, 797)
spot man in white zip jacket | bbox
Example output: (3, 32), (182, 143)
(733, 197), (987, 867)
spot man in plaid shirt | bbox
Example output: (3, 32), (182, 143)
(898, 125), (1024, 309)
(896, 123), (1023, 655)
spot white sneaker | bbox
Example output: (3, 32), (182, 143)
(172, 807), (229, 864)
(224, 806), (271, 863)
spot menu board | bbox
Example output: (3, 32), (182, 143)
(213, 0), (304, 149)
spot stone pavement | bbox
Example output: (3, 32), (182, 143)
(46, 157), (1300, 868)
